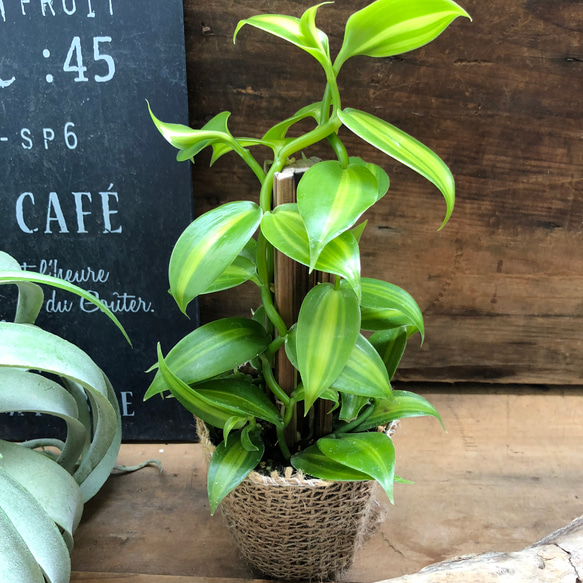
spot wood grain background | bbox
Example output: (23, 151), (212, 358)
(175, 0), (583, 386)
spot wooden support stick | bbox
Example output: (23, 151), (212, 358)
(378, 515), (583, 583)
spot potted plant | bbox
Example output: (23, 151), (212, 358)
(0, 250), (131, 583)
(146, 0), (470, 579)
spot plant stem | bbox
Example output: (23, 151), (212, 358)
(334, 403), (374, 435)
(259, 353), (290, 408)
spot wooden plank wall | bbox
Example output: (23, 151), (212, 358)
(178, 0), (583, 386)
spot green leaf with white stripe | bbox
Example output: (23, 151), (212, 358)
(369, 327), (408, 380)
(291, 444), (371, 481)
(169, 201), (262, 314)
(296, 283), (360, 411)
(331, 334), (392, 399)
(234, 5), (332, 70)
(339, 393), (370, 422)
(207, 429), (264, 515)
(339, 108), (454, 229)
(145, 317), (270, 399)
(356, 390), (444, 432)
(200, 238), (258, 294)
(317, 432), (396, 503)
(297, 160), (380, 270)
(261, 203), (361, 297)
(155, 345), (248, 430)
(356, 277), (424, 339)
(334, 0), (471, 72)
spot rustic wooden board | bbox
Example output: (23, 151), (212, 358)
(179, 0), (583, 384)
(71, 388), (583, 581)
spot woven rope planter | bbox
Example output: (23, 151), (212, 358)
(197, 419), (392, 581)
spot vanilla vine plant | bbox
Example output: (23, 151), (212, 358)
(146, 0), (470, 514)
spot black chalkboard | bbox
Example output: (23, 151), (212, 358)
(0, 0), (198, 440)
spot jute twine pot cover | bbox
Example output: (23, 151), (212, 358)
(197, 419), (393, 581)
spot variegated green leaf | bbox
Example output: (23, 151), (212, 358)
(297, 160), (380, 269)
(200, 238), (258, 294)
(339, 108), (454, 229)
(296, 283), (360, 411)
(369, 327), (408, 379)
(154, 344), (248, 429)
(317, 432), (396, 502)
(169, 201), (262, 314)
(234, 7), (332, 70)
(261, 203), (361, 297)
(357, 390), (444, 432)
(349, 157), (390, 199)
(339, 393), (370, 422)
(331, 334), (392, 399)
(207, 429), (264, 515)
(291, 444), (371, 481)
(335, 0), (470, 71)
(299, 2), (333, 59)
(263, 102), (322, 145)
(357, 277), (424, 338)
(149, 103), (238, 157)
(145, 318), (270, 399)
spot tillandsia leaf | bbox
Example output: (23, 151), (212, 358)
(339, 108), (454, 229)
(369, 327), (408, 380)
(234, 7), (332, 71)
(296, 283), (360, 411)
(339, 393), (370, 422)
(145, 317), (270, 399)
(291, 444), (371, 481)
(78, 373), (122, 502)
(317, 432), (396, 503)
(334, 0), (471, 72)
(0, 271), (129, 344)
(0, 441), (84, 551)
(207, 429), (264, 515)
(0, 323), (119, 498)
(155, 344), (248, 430)
(261, 204), (361, 297)
(0, 464), (74, 583)
(356, 277), (424, 338)
(0, 506), (45, 582)
(297, 160), (380, 270)
(357, 390), (444, 432)
(331, 334), (393, 400)
(168, 201), (263, 314)
(0, 251), (44, 325)
(0, 369), (86, 474)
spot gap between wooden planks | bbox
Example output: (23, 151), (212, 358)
(71, 386), (583, 582)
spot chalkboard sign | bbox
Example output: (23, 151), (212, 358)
(0, 0), (198, 440)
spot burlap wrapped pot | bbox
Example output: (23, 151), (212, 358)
(197, 418), (393, 581)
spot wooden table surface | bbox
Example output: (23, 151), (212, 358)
(70, 387), (583, 582)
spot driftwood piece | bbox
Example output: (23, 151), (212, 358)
(379, 516), (583, 583)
